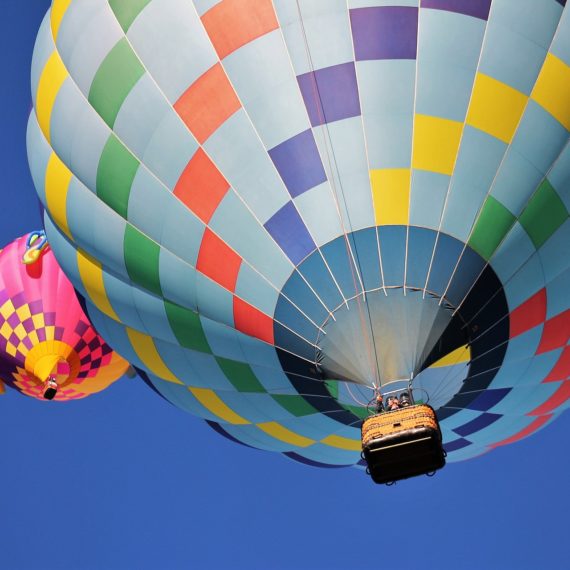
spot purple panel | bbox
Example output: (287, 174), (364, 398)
(350, 7), (418, 61)
(22, 337), (33, 350)
(454, 412), (502, 437)
(269, 130), (327, 198)
(467, 388), (511, 411)
(28, 300), (43, 315)
(264, 202), (316, 265)
(75, 320), (89, 335)
(54, 326), (65, 340)
(7, 312), (20, 327)
(44, 312), (56, 326)
(22, 318), (34, 333)
(75, 339), (87, 353)
(444, 438), (472, 452)
(8, 333), (19, 346)
(422, 0), (492, 20)
(37, 328), (46, 342)
(12, 292), (25, 307)
(298, 62), (361, 127)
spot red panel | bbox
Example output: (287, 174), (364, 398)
(233, 297), (274, 344)
(509, 288), (546, 338)
(196, 229), (241, 292)
(528, 381), (570, 416)
(201, 0), (279, 59)
(174, 63), (240, 143)
(489, 414), (552, 448)
(544, 346), (570, 382)
(174, 149), (230, 223)
(536, 309), (570, 354)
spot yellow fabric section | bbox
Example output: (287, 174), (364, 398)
(321, 434), (361, 451)
(16, 305), (32, 322)
(371, 169), (411, 225)
(77, 249), (119, 320)
(0, 300), (15, 319)
(531, 53), (570, 131)
(36, 51), (68, 143)
(190, 388), (249, 424)
(466, 73), (528, 143)
(412, 115), (463, 175)
(72, 352), (129, 395)
(430, 344), (471, 368)
(45, 153), (73, 239)
(126, 327), (183, 385)
(33, 354), (62, 382)
(257, 422), (314, 447)
(50, 0), (73, 41)
(24, 340), (80, 386)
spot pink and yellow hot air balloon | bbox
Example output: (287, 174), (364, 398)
(0, 231), (130, 401)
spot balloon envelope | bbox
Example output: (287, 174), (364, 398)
(27, 0), (570, 465)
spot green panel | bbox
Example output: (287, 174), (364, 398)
(164, 300), (211, 353)
(271, 395), (318, 417)
(88, 37), (145, 128)
(519, 179), (568, 248)
(468, 197), (516, 260)
(324, 379), (339, 399)
(216, 357), (265, 393)
(96, 134), (139, 218)
(124, 224), (162, 296)
(342, 404), (368, 420)
(109, 0), (151, 31)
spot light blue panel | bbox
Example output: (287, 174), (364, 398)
(294, 182), (343, 247)
(490, 353), (553, 390)
(275, 298), (321, 343)
(151, 378), (220, 420)
(214, 393), (288, 424)
(239, 332), (283, 368)
(113, 74), (171, 159)
(538, 220), (570, 287)
(490, 221), (535, 284)
(545, 267), (570, 320)
(235, 264), (279, 316)
(352, 228), (382, 292)
(442, 127), (507, 241)
(192, 0), (222, 16)
(142, 111), (199, 191)
(158, 249), (198, 311)
(551, 4), (570, 63)
(223, 30), (309, 149)
(445, 444), (486, 463)
(204, 110), (290, 224)
(502, 327), (541, 364)
(415, 9), (484, 121)
(503, 253), (545, 309)
(378, 226), (406, 286)
(313, 117), (375, 230)
(440, 409), (481, 431)
(250, 363), (298, 395)
(479, 20), (547, 95)
(510, 102), (569, 185)
(548, 143), (570, 210)
(357, 60), (416, 168)
(349, 0), (418, 6)
(26, 115), (51, 206)
(295, 442), (360, 466)
(42, 212), (82, 282)
(274, 0), (353, 76)
(490, 0), (562, 50)
(491, 382), (559, 416)
(128, 0), (218, 102)
(298, 253), (345, 311)
(57, 1), (123, 96)
(201, 318), (245, 361)
(160, 190), (205, 267)
(409, 170), (449, 230)
(130, 284), (178, 344)
(219, 423), (294, 452)
(195, 273), (234, 327)
(30, 12), (53, 106)
(405, 227), (437, 287)
(491, 149), (543, 216)
(208, 188), (293, 287)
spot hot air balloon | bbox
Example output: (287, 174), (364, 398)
(27, 0), (569, 470)
(0, 232), (130, 400)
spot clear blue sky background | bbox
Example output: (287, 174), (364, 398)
(1, 3), (569, 569)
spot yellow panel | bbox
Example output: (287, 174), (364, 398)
(45, 153), (73, 239)
(32, 314), (45, 329)
(321, 434), (361, 451)
(126, 327), (183, 385)
(13, 324), (26, 341)
(28, 330), (39, 346)
(0, 322), (12, 340)
(190, 387), (249, 425)
(257, 422), (314, 447)
(531, 53), (570, 131)
(77, 249), (119, 321)
(430, 344), (471, 368)
(44, 326), (55, 341)
(50, 0), (73, 41)
(371, 169), (411, 225)
(16, 305), (32, 322)
(5, 343), (17, 357)
(36, 50), (68, 143)
(412, 115), (463, 175)
(0, 300), (15, 319)
(466, 73), (528, 144)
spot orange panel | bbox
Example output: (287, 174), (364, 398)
(233, 297), (274, 344)
(174, 149), (230, 223)
(201, 0), (279, 59)
(196, 229), (242, 292)
(174, 63), (240, 143)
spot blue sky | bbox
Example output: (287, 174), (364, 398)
(1, 2), (569, 569)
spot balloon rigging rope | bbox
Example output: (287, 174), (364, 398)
(295, 0), (381, 390)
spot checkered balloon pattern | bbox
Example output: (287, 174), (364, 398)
(0, 234), (130, 400)
(27, 0), (569, 466)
